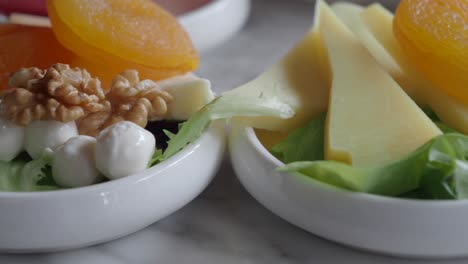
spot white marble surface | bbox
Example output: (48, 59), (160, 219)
(2, 0), (468, 263)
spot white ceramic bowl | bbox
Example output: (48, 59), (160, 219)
(229, 125), (468, 258)
(179, 0), (250, 52)
(0, 123), (225, 253)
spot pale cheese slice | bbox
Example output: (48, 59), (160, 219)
(319, 0), (442, 166)
(224, 0), (330, 131)
(360, 4), (468, 134)
(332, 2), (424, 105)
(157, 73), (214, 120)
(360, 4), (407, 70)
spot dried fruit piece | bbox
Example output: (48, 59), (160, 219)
(394, 0), (468, 104)
(47, 0), (199, 78)
(0, 25), (74, 89)
(71, 55), (184, 89)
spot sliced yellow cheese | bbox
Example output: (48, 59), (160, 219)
(360, 4), (406, 70)
(331, 2), (424, 105)
(360, 4), (468, 134)
(224, 0), (330, 131)
(425, 86), (468, 134)
(319, 0), (442, 166)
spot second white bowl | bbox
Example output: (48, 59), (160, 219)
(229, 125), (468, 258)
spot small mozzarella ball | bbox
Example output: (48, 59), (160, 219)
(95, 121), (155, 180)
(0, 117), (24, 161)
(25, 120), (78, 159)
(52, 136), (101, 188)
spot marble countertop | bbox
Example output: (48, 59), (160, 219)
(2, 0), (467, 263)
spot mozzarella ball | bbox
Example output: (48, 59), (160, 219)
(25, 120), (78, 159)
(0, 117), (24, 161)
(95, 121), (155, 180)
(52, 136), (101, 188)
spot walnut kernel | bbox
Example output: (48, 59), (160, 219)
(1, 64), (109, 125)
(1, 65), (175, 137)
(76, 70), (173, 136)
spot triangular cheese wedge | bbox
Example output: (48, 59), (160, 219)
(224, 0), (330, 131)
(319, 0), (442, 166)
(330, 2), (422, 103)
(359, 3), (468, 135)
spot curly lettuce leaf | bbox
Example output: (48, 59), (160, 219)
(279, 133), (468, 199)
(162, 95), (295, 160)
(148, 148), (163, 167)
(0, 152), (58, 192)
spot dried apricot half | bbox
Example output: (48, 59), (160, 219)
(47, 0), (199, 77)
(394, 0), (468, 104)
(0, 24), (74, 89)
(70, 55), (186, 89)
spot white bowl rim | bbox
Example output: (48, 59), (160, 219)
(178, 0), (231, 22)
(0, 126), (214, 198)
(243, 126), (468, 206)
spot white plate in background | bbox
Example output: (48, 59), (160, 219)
(177, 0), (251, 52)
(4, 0), (250, 53)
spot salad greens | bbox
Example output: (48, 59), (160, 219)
(154, 94), (295, 163)
(4, 83), (463, 200)
(272, 113), (468, 199)
(271, 113), (326, 163)
(0, 152), (58, 192)
(0, 90), (294, 191)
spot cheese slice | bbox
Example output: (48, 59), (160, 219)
(424, 84), (468, 134)
(331, 2), (424, 105)
(319, 0), (442, 166)
(360, 4), (407, 70)
(224, 0), (330, 131)
(157, 73), (214, 120)
(360, 4), (468, 134)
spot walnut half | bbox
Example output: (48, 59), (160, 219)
(77, 70), (173, 136)
(1, 65), (174, 137)
(1, 64), (109, 125)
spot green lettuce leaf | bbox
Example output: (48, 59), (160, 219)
(424, 107), (459, 134)
(162, 95), (295, 160)
(271, 113), (326, 163)
(278, 133), (468, 199)
(148, 148), (164, 167)
(435, 121), (459, 134)
(423, 107), (440, 122)
(0, 152), (58, 192)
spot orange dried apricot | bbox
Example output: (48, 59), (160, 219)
(0, 24), (25, 35)
(71, 54), (186, 89)
(0, 25), (74, 89)
(47, 0), (199, 79)
(394, 0), (468, 104)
